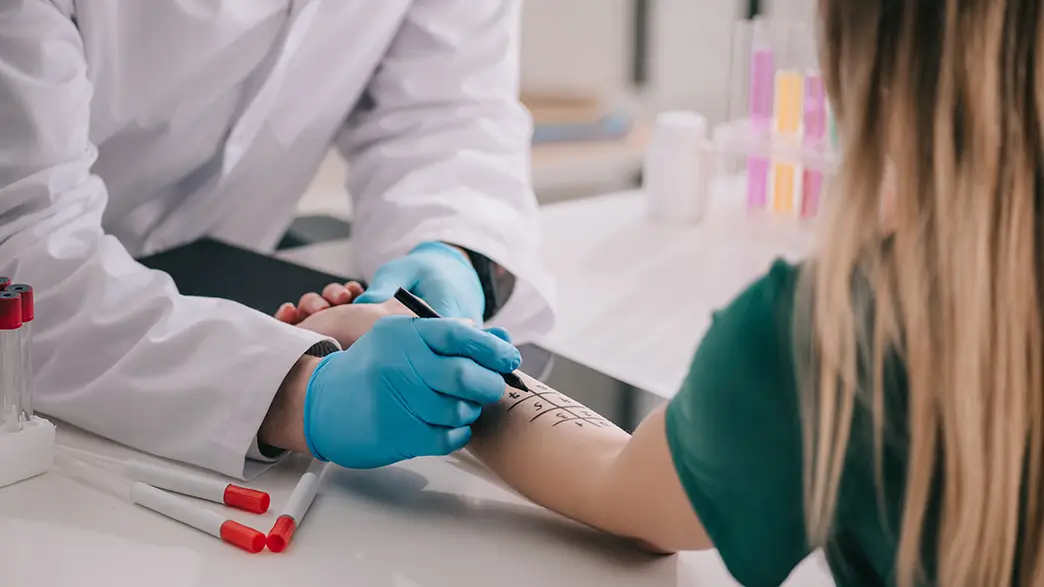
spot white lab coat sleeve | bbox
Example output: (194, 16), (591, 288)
(0, 1), (330, 480)
(335, 0), (556, 343)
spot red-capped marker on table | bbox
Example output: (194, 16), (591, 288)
(56, 454), (266, 553)
(267, 459), (326, 552)
(7, 285), (33, 420)
(129, 482), (267, 553)
(125, 460), (271, 514)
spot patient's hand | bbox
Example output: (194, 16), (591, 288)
(275, 281), (366, 324)
(299, 299), (413, 349)
(274, 282), (412, 349)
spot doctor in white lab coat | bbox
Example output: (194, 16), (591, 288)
(0, 1), (554, 478)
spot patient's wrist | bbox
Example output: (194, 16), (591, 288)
(259, 354), (320, 454)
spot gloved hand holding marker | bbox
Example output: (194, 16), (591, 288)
(302, 301), (522, 469)
(391, 288), (530, 393)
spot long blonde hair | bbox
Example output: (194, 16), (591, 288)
(803, 0), (1044, 585)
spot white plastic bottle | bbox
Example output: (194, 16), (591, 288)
(644, 111), (711, 224)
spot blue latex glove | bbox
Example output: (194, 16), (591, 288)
(354, 242), (485, 324)
(303, 315), (520, 469)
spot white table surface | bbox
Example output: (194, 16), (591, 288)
(279, 187), (814, 398)
(0, 427), (832, 587)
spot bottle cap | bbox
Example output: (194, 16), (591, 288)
(0, 293), (21, 330)
(655, 110), (708, 135)
(8, 285), (32, 322)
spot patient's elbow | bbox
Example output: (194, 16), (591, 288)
(630, 525), (712, 555)
(633, 538), (678, 555)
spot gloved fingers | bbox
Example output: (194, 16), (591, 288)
(412, 318), (521, 374)
(297, 292), (330, 320)
(404, 390), (483, 427)
(354, 261), (417, 305)
(412, 354), (507, 405)
(321, 282), (350, 305)
(275, 303), (299, 324)
(485, 327), (512, 344)
(406, 425), (473, 458)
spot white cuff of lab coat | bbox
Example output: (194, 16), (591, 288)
(243, 436), (287, 479)
(224, 322), (339, 481)
(247, 436), (285, 462)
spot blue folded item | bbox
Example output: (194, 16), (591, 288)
(531, 111), (633, 145)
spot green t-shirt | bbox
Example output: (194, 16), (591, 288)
(666, 259), (913, 587)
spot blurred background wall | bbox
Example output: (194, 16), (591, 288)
(301, 0), (821, 217)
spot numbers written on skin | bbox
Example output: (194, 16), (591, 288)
(506, 382), (613, 429)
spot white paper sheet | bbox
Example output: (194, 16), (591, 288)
(0, 516), (202, 587)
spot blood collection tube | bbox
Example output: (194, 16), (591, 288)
(124, 460), (271, 514)
(0, 292), (22, 432)
(0, 276), (9, 291)
(7, 285), (33, 420)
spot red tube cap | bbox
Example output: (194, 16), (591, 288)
(223, 484), (270, 514)
(8, 285), (32, 322)
(0, 277), (9, 291)
(219, 520), (266, 553)
(0, 293), (21, 330)
(266, 515), (297, 553)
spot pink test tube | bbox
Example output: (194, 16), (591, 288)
(801, 71), (826, 218)
(747, 20), (774, 210)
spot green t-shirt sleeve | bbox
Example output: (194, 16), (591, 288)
(665, 259), (809, 587)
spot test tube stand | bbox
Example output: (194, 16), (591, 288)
(0, 416), (55, 489)
(710, 17), (840, 221)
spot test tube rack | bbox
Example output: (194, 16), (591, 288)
(0, 416), (55, 489)
(711, 17), (839, 221)
(0, 283), (53, 489)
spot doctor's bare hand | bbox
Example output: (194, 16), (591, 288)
(264, 316), (519, 469)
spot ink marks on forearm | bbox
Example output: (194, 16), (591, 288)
(505, 380), (614, 429)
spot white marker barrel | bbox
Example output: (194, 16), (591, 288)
(127, 461), (224, 502)
(131, 482), (223, 536)
(130, 483), (265, 553)
(267, 459), (325, 552)
(125, 460), (270, 514)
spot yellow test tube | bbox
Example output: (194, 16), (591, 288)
(772, 69), (804, 214)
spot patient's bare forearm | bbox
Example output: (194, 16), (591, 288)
(467, 372), (633, 537)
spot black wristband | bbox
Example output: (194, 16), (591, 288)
(303, 340), (339, 358)
(463, 248), (515, 322)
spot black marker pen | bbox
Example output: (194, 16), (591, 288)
(392, 288), (531, 393)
